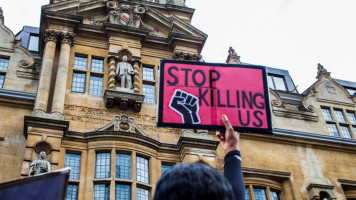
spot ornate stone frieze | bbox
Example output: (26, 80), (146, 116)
(172, 51), (202, 61)
(94, 115), (148, 136)
(59, 32), (76, 46)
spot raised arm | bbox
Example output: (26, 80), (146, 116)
(216, 114), (245, 200)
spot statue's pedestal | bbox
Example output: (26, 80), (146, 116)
(103, 89), (145, 112)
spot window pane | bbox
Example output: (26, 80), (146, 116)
(253, 188), (267, 200)
(245, 187), (250, 200)
(142, 67), (154, 81)
(91, 58), (104, 73)
(322, 108), (333, 121)
(71, 73), (86, 93)
(64, 153), (81, 180)
(116, 184), (130, 200)
(0, 74), (5, 89)
(94, 184), (110, 200)
(161, 164), (173, 174)
(346, 88), (356, 96)
(136, 187), (149, 200)
(273, 76), (287, 91)
(28, 35), (39, 52)
(334, 110), (346, 122)
(73, 56), (87, 70)
(340, 126), (352, 138)
(267, 76), (274, 90)
(347, 112), (356, 124)
(95, 153), (111, 179)
(116, 154), (131, 179)
(327, 123), (340, 137)
(89, 76), (103, 96)
(66, 184), (78, 200)
(0, 58), (9, 71)
(136, 156), (149, 184)
(270, 191), (281, 200)
(143, 84), (155, 104)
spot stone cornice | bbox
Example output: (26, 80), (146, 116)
(0, 89), (35, 108)
(24, 116), (70, 139)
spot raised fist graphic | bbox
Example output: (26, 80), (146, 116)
(169, 89), (201, 124)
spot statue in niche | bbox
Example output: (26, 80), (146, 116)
(28, 151), (51, 176)
(116, 55), (135, 89)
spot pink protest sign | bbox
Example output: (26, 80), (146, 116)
(157, 60), (272, 133)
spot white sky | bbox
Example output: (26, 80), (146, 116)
(1, 0), (355, 92)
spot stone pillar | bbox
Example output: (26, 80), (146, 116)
(51, 32), (75, 118)
(132, 59), (141, 93)
(33, 30), (59, 115)
(107, 56), (117, 90)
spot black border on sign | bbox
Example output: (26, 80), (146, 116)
(157, 59), (273, 134)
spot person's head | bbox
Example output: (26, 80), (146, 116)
(153, 162), (234, 200)
(40, 151), (46, 159)
(122, 55), (127, 61)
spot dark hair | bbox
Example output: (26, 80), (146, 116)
(153, 162), (234, 200)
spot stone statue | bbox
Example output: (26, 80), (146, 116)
(116, 55), (135, 89)
(28, 151), (51, 176)
(228, 46), (238, 57)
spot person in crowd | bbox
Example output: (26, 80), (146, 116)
(153, 114), (245, 200)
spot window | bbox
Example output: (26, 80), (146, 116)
(340, 126), (352, 138)
(71, 73), (86, 93)
(270, 191), (281, 200)
(65, 153), (81, 180)
(321, 108), (333, 121)
(95, 153), (111, 179)
(0, 58), (9, 89)
(161, 164), (173, 174)
(71, 55), (104, 96)
(268, 74), (287, 91)
(346, 88), (356, 96)
(142, 84), (155, 104)
(66, 184), (78, 200)
(253, 188), (267, 200)
(28, 35), (39, 52)
(94, 184), (110, 200)
(136, 187), (149, 200)
(136, 156), (149, 184)
(116, 153), (131, 179)
(116, 184), (130, 200)
(89, 76), (103, 96)
(142, 67), (154, 81)
(334, 110), (346, 123)
(347, 112), (356, 124)
(327, 123), (340, 137)
(245, 187), (250, 200)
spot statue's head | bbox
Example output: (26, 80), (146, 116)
(122, 55), (127, 62)
(40, 151), (46, 159)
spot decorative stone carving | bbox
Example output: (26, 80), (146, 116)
(28, 151), (51, 176)
(316, 63), (331, 79)
(108, 55), (117, 90)
(226, 46), (241, 64)
(59, 32), (76, 46)
(132, 59), (141, 93)
(34, 141), (52, 155)
(172, 51), (202, 61)
(44, 30), (60, 43)
(103, 89), (144, 112)
(94, 114), (149, 136)
(116, 55), (135, 90)
(307, 183), (336, 200)
(92, 1), (146, 28)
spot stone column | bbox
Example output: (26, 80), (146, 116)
(51, 32), (75, 118)
(107, 56), (117, 90)
(33, 30), (59, 115)
(132, 59), (141, 93)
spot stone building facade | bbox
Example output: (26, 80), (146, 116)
(0, 1), (356, 200)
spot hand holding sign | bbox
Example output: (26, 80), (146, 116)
(169, 89), (201, 124)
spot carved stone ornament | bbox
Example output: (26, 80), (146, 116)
(91, 1), (146, 28)
(34, 141), (52, 155)
(226, 46), (241, 64)
(59, 32), (76, 47)
(28, 151), (51, 176)
(94, 114), (149, 137)
(104, 89), (145, 112)
(172, 51), (202, 62)
(44, 30), (60, 43)
(316, 63), (331, 79)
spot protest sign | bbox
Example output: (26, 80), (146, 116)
(157, 60), (272, 133)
